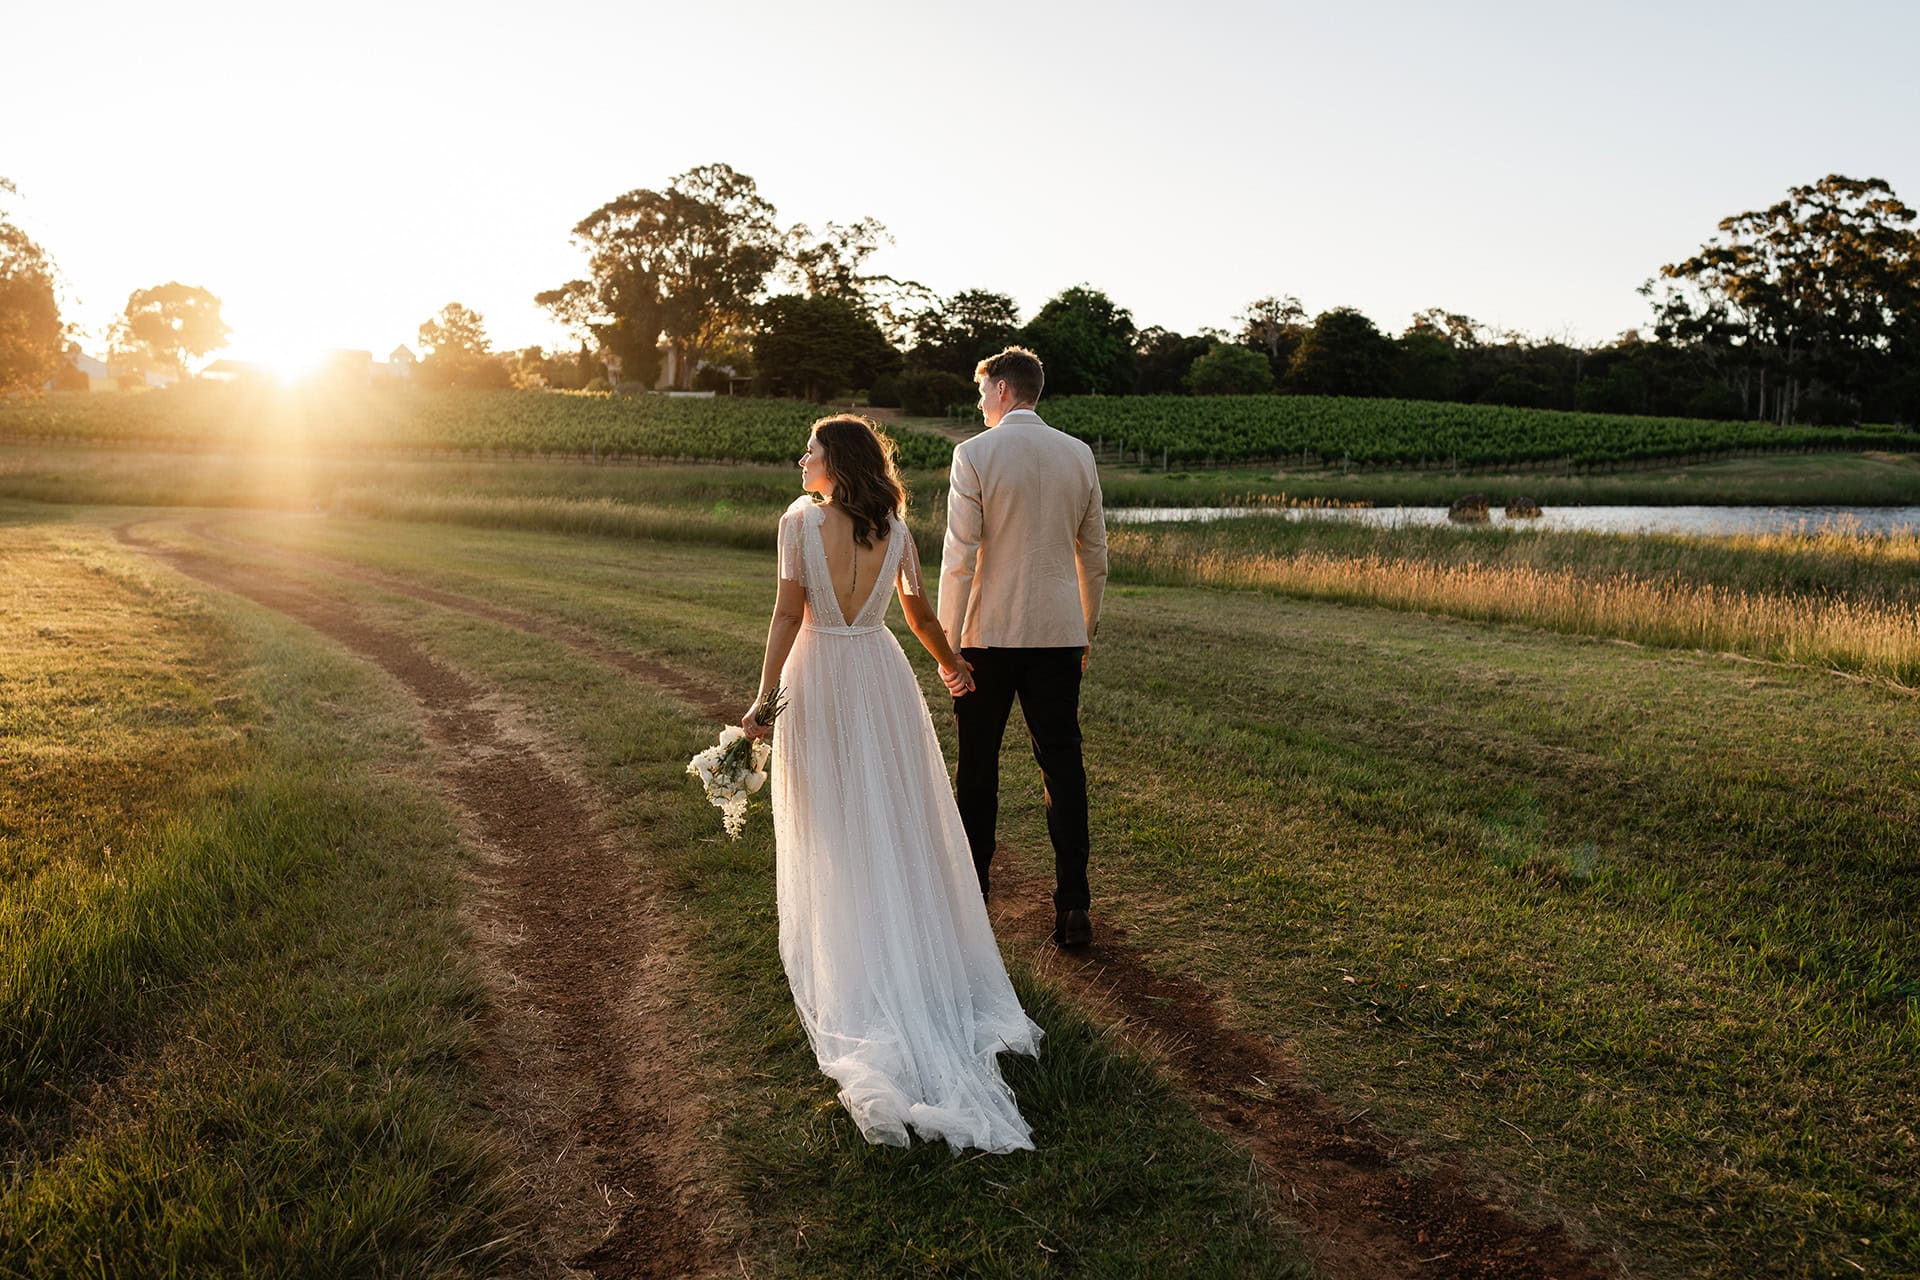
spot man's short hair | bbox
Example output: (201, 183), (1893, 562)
(975, 347), (1045, 404)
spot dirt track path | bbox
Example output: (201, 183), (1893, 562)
(115, 522), (720, 1279)
(124, 516), (1619, 1280)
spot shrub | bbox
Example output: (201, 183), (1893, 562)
(1799, 393), (1859, 426)
(899, 370), (975, 417)
(1183, 343), (1274, 396)
(1683, 385), (1744, 421)
(868, 372), (903, 408)
(693, 365), (734, 393)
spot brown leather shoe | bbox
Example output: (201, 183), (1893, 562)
(1052, 908), (1092, 948)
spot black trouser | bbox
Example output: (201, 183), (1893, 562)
(953, 646), (1090, 911)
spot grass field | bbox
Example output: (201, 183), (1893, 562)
(3, 430), (1917, 1277)
(0, 516), (514, 1274)
(222, 510), (1917, 1278)
(1, 505), (1314, 1278)
(14, 439), (1904, 687)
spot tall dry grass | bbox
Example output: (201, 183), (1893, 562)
(1728, 515), (1920, 564)
(1122, 537), (1920, 687)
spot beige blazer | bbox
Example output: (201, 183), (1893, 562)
(938, 408), (1108, 651)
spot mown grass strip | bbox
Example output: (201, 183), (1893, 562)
(331, 486), (951, 562)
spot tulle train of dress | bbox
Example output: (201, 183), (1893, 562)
(770, 497), (1042, 1153)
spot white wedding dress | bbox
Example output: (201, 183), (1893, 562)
(770, 496), (1043, 1153)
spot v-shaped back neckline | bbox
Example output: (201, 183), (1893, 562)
(808, 504), (898, 628)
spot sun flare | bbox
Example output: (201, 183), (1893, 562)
(238, 344), (331, 384)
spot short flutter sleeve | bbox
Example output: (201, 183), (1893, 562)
(777, 502), (809, 582)
(895, 517), (925, 598)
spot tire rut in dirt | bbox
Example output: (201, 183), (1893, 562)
(991, 884), (1614, 1280)
(115, 524), (703, 1279)
(159, 517), (1617, 1279)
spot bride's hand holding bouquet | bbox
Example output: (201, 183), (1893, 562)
(740, 684), (785, 740)
(687, 686), (787, 839)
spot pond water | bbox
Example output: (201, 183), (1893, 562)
(1106, 505), (1920, 537)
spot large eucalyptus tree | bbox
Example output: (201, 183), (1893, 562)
(540, 163), (782, 390)
(1648, 175), (1919, 424)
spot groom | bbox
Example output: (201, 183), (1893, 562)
(938, 346), (1108, 948)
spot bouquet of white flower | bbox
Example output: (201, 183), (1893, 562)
(686, 687), (786, 840)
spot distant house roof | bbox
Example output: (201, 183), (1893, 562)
(389, 345), (416, 362)
(66, 349), (109, 378)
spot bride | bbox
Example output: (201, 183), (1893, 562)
(740, 414), (1043, 1154)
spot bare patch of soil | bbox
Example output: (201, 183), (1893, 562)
(114, 522), (726, 1279)
(147, 517), (1621, 1279)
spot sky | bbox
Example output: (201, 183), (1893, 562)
(4, 0), (1916, 370)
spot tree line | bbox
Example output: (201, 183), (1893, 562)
(522, 164), (1918, 425)
(3, 166), (1915, 427)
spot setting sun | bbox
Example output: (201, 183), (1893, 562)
(275, 348), (346, 384)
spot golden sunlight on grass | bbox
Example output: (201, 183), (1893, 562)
(1121, 536), (1920, 688)
(1732, 517), (1920, 564)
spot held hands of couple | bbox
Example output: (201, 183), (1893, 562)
(940, 656), (976, 698)
(937, 648), (1086, 697)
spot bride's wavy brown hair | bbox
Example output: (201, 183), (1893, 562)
(812, 415), (908, 548)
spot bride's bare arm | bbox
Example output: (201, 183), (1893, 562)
(901, 590), (974, 692)
(745, 577), (807, 735)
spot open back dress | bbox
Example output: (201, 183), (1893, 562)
(769, 495), (1042, 1153)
